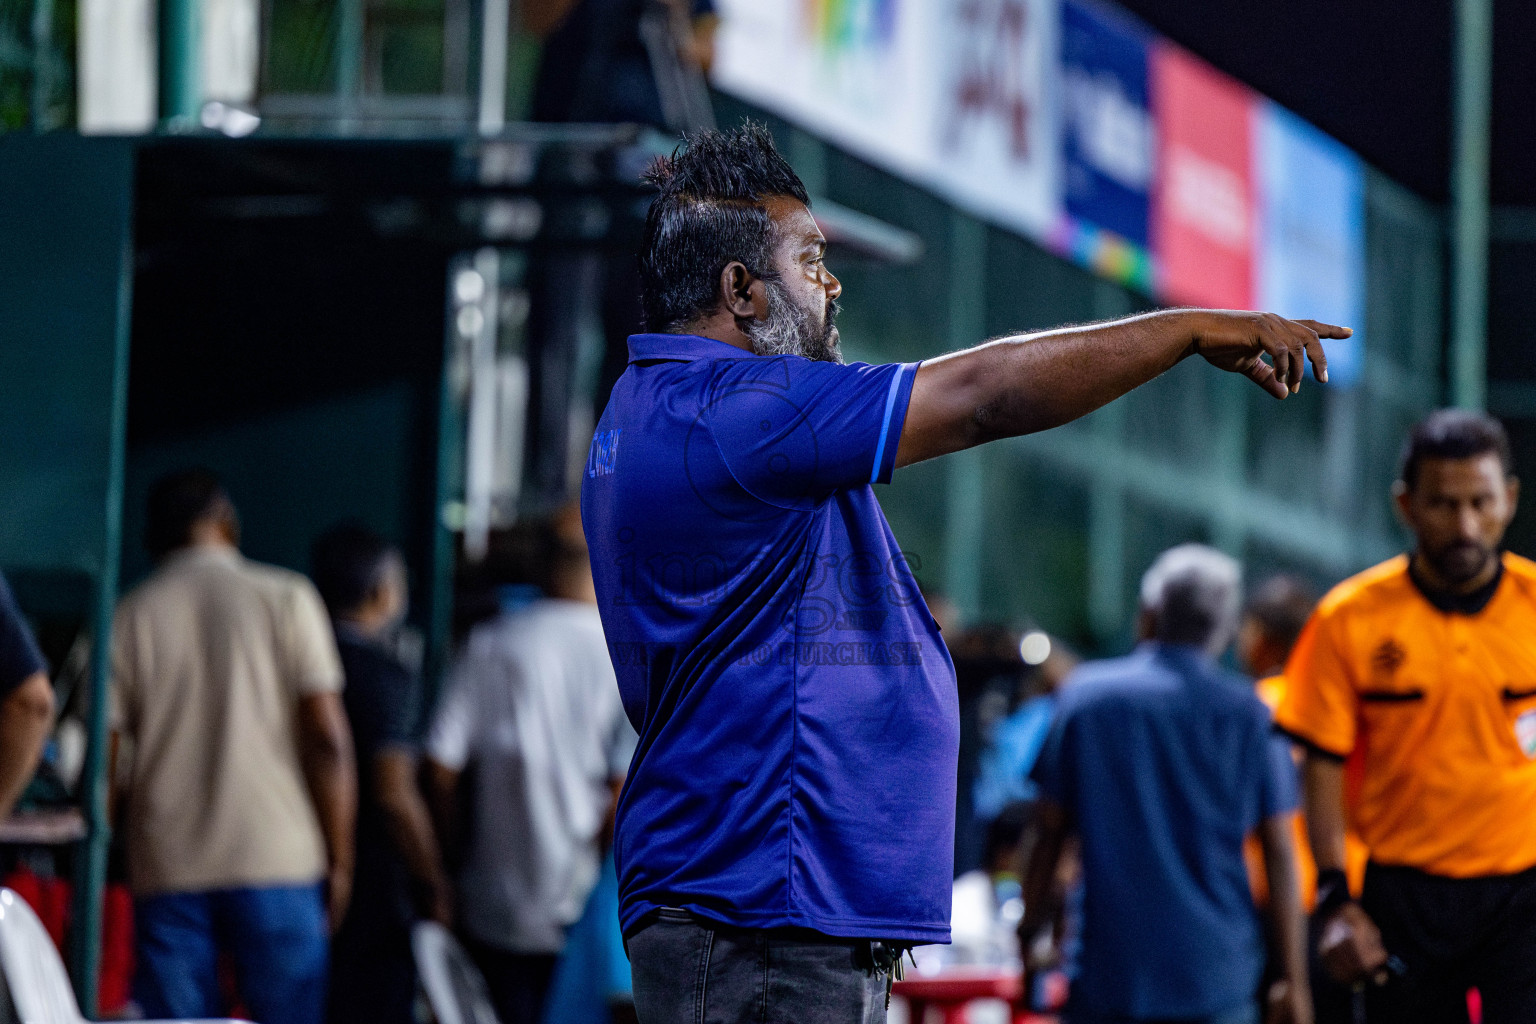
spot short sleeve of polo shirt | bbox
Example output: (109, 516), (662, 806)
(0, 573), (45, 698)
(425, 658), (478, 771)
(375, 659), (419, 751)
(1257, 731), (1300, 824)
(1029, 709), (1073, 811)
(281, 581), (345, 697)
(704, 357), (918, 505)
(1275, 612), (1359, 759)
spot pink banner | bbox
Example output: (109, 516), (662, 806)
(1150, 43), (1257, 309)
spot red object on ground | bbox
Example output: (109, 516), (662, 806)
(4, 866), (69, 948)
(3, 868), (138, 1015)
(98, 883), (136, 1014)
(893, 967), (1055, 1024)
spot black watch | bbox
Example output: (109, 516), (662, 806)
(1314, 867), (1352, 921)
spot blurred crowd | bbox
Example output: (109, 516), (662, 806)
(924, 409), (1527, 1024)
(0, 408), (1523, 1024)
(0, 468), (635, 1024)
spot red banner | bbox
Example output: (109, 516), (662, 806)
(1150, 43), (1257, 309)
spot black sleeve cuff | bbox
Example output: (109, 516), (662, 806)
(1273, 724), (1350, 763)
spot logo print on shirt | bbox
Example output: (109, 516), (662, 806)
(1516, 710), (1536, 760)
(1372, 638), (1406, 676)
(587, 429), (621, 478)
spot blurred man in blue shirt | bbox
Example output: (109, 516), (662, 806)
(583, 124), (1342, 1024)
(1022, 546), (1308, 1024)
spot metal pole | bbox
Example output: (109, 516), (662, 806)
(157, 0), (201, 126)
(478, 0), (511, 135)
(1085, 281), (1131, 644)
(1450, 0), (1493, 410)
(28, 0), (53, 130)
(69, 213), (134, 1018)
(425, 257), (471, 724)
(335, 0), (364, 118)
(943, 211), (987, 622)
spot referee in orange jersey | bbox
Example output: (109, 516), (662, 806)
(1277, 409), (1535, 1024)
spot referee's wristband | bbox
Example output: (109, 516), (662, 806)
(1314, 867), (1352, 921)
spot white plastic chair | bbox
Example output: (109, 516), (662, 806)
(0, 888), (248, 1024)
(411, 921), (501, 1024)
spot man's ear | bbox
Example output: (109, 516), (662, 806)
(719, 261), (762, 320)
(363, 579), (388, 614)
(1505, 475), (1520, 524)
(1391, 479), (1412, 528)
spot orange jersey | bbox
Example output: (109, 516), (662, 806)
(1276, 553), (1536, 878)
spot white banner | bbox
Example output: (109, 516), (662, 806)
(714, 0), (1060, 237)
(78, 0), (156, 133)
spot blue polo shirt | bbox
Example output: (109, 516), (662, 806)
(581, 333), (959, 943)
(1031, 644), (1298, 1019)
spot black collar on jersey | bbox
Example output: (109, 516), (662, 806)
(1408, 554), (1505, 616)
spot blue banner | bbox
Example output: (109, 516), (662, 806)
(1255, 102), (1366, 387)
(1061, 0), (1152, 250)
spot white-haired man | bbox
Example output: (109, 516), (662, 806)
(1021, 545), (1308, 1024)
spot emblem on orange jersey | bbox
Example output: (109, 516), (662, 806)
(1372, 638), (1406, 676)
(1517, 710), (1536, 760)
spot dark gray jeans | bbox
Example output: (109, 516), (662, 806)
(629, 910), (895, 1024)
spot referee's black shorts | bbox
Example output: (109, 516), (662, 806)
(1361, 861), (1536, 1024)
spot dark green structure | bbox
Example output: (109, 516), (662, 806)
(0, 137), (133, 1009)
(0, 128), (648, 1012)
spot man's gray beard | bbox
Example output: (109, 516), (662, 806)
(747, 280), (843, 364)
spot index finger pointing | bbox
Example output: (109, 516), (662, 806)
(1293, 319), (1353, 340)
(1302, 329), (1330, 384)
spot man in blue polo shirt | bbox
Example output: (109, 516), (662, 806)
(1020, 546), (1307, 1024)
(581, 124), (1344, 1023)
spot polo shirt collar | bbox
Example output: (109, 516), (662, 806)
(1407, 551), (1505, 616)
(1143, 640), (1216, 671)
(162, 544), (241, 570)
(627, 332), (753, 364)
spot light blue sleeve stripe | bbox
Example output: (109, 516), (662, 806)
(870, 364), (911, 484)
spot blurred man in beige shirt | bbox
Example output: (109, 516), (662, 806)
(112, 469), (355, 1024)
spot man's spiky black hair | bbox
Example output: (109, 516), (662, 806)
(1399, 408), (1513, 489)
(1242, 574), (1316, 657)
(639, 122), (810, 333)
(311, 520), (398, 615)
(144, 467), (237, 558)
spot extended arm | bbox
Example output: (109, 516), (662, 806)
(1260, 812), (1312, 1024)
(897, 309), (1346, 466)
(1304, 752), (1387, 983)
(298, 692), (358, 930)
(0, 673), (52, 819)
(375, 749), (453, 924)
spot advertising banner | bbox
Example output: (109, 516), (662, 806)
(714, 0), (1365, 353)
(711, 0), (939, 182)
(1254, 103), (1366, 387)
(713, 0), (1060, 240)
(934, 0), (1061, 238)
(1055, 0), (1152, 288)
(1150, 42), (1257, 310)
